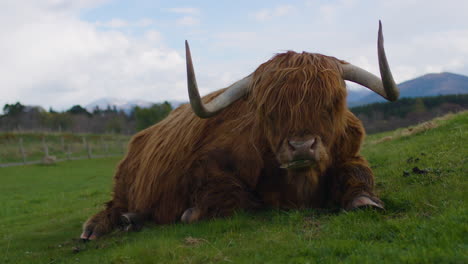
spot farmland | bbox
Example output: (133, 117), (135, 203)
(0, 133), (129, 166)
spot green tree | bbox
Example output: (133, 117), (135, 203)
(67, 105), (91, 116)
(3, 102), (25, 116)
(134, 102), (172, 131)
(411, 98), (427, 113)
(92, 106), (102, 115)
(40, 112), (72, 131)
(105, 116), (124, 134)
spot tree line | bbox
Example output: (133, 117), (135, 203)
(1, 94), (467, 135)
(0, 102), (174, 134)
(350, 94), (468, 133)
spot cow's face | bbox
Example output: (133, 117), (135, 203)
(186, 22), (399, 172)
(250, 52), (347, 172)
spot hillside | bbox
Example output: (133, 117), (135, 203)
(351, 94), (468, 134)
(0, 112), (466, 263)
(349, 72), (468, 106)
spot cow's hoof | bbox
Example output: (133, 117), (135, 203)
(80, 222), (101, 241)
(348, 195), (384, 211)
(120, 213), (144, 232)
(80, 230), (99, 241)
(181, 207), (201, 224)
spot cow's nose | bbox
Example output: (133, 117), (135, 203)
(288, 137), (317, 160)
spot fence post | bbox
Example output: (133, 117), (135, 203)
(42, 136), (49, 157)
(82, 136), (87, 157)
(19, 138), (26, 164)
(60, 136), (65, 152)
(66, 144), (71, 160)
(86, 139), (92, 159)
(100, 136), (106, 155)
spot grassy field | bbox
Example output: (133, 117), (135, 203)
(0, 133), (129, 164)
(0, 112), (467, 263)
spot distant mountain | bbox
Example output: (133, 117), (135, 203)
(348, 72), (468, 106)
(347, 89), (371, 105)
(85, 98), (186, 114)
(86, 72), (468, 112)
(85, 98), (152, 114)
(167, 100), (187, 109)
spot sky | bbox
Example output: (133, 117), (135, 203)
(1, 0), (467, 111)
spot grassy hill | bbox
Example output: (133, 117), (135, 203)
(0, 112), (467, 263)
(351, 94), (468, 134)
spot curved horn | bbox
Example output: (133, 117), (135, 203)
(342, 21), (399, 101)
(185, 40), (251, 118)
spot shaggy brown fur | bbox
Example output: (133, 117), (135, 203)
(81, 51), (382, 239)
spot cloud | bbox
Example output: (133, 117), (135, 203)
(230, 0), (468, 88)
(95, 18), (154, 28)
(0, 1), (185, 110)
(2, 0), (468, 111)
(38, 0), (111, 11)
(166, 7), (200, 15)
(166, 7), (201, 27)
(252, 5), (295, 21)
(135, 18), (154, 27)
(387, 29), (468, 82)
(95, 18), (128, 28)
(144, 30), (162, 43)
(176, 16), (200, 26)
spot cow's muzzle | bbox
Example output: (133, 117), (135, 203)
(278, 136), (321, 169)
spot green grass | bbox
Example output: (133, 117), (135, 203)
(1, 113), (467, 263)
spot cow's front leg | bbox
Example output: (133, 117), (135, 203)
(330, 158), (384, 210)
(120, 212), (146, 231)
(180, 174), (260, 224)
(181, 207), (202, 224)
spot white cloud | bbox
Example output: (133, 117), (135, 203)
(39, 0), (110, 11)
(167, 7), (200, 15)
(135, 18), (154, 27)
(235, 0), (468, 87)
(0, 1), (186, 110)
(215, 32), (259, 47)
(144, 30), (163, 43)
(177, 16), (200, 26)
(95, 18), (155, 28)
(252, 5), (295, 21)
(95, 18), (128, 28)
(166, 7), (201, 27)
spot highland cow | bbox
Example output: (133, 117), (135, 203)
(81, 21), (399, 240)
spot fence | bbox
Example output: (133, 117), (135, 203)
(0, 133), (129, 168)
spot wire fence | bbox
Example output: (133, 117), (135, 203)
(0, 133), (129, 168)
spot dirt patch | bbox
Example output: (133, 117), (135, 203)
(301, 217), (322, 239)
(373, 136), (394, 144)
(183, 236), (207, 246)
(412, 167), (429, 175)
(371, 120), (438, 145)
(406, 157), (420, 163)
(402, 166), (430, 177)
(400, 121), (438, 137)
